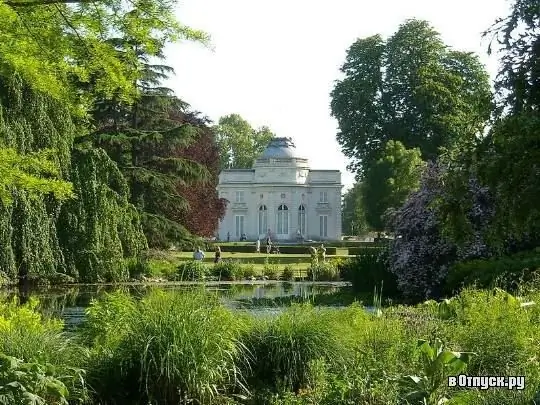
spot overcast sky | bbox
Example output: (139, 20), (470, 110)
(164, 0), (511, 191)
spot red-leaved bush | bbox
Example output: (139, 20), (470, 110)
(171, 111), (227, 237)
(387, 162), (494, 301)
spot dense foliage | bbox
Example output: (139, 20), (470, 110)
(78, 28), (219, 248)
(330, 19), (492, 177)
(435, 0), (540, 248)
(172, 111), (227, 238)
(215, 113), (275, 169)
(445, 248), (540, 294)
(361, 140), (425, 231)
(0, 74), (145, 285)
(387, 162), (494, 301)
(0, 0), (224, 283)
(3, 286), (540, 404)
(0, 0), (208, 108)
(340, 182), (368, 236)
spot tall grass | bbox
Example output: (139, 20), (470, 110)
(241, 303), (356, 393)
(84, 288), (251, 404)
(2, 283), (540, 404)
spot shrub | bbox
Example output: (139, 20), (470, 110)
(387, 163), (494, 302)
(263, 263), (279, 280)
(217, 244), (258, 253)
(242, 263), (257, 279)
(84, 289), (250, 404)
(212, 260), (244, 280)
(242, 304), (351, 392)
(339, 249), (399, 297)
(126, 256), (151, 279)
(307, 262), (339, 281)
(281, 266), (295, 281)
(278, 246), (338, 255)
(173, 260), (209, 281)
(348, 246), (387, 256)
(0, 298), (89, 403)
(81, 291), (136, 348)
(450, 288), (535, 376)
(147, 259), (177, 279)
(444, 249), (540, 295)
(216, 245), (338, 255)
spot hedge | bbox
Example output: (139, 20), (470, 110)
(348, 246), (387, 256)
(217, 245), (256, 253)
(214, 245), (337, 255)
(278, 246), (337, 255)
(444, 249), (540, 295)
(338, 248), (400, 297)
(209, 241), (387, 248)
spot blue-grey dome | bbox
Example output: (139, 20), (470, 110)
(259, 137), (303, 159)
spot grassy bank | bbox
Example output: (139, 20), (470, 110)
(1, 285), (539, 404)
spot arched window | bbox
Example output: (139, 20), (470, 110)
(258, 205), (268, 236)
(298, 205), (306, 236)
(277, 204), (289, 235)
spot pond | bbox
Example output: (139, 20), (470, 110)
(0, 281), (363, 330)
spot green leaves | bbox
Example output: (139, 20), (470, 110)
(400, 338), (475, 405)
(331, 19), (492, 178)
(0, 0), (209, 109)
(0, 353), (80, 405)
(215, 114), (276, 169)
(341, 182), (369, 235)
(361, 140), (425, 231)
(0, 147), (73, 205)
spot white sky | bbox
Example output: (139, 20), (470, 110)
(165, 0), (512, 192)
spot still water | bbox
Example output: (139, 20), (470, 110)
(0, 281), (353, 330)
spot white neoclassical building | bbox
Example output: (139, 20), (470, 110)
(217, 137), (343, 242)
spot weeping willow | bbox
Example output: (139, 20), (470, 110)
(0, 75), (147, 286)
(57, 148), (147, 283)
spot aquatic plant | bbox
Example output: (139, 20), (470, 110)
(84, 289), (250, 404)
(399, 339), (474, 405)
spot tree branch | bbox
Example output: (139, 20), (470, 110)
(5, 0), (96, 7)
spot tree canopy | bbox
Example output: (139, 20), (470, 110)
(435, 0), (540, 248)
(477, 0), (540, 242)
(361, 140), (425, 231)
(0, 147), (73, 205)
(0, 0), (208, 109)
(79, 37), (219, 248)
(341, 182), (369, 236)
(0, 0), (217, 284)
(214, 114), (275, 169)
(330, 19), (492, 178)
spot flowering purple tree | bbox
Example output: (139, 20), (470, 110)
(387, 162), (494, 301)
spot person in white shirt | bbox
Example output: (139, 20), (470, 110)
(255, 239), (260, 253)
(193, 247), (205, 261)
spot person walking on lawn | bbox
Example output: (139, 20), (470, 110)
(255, 238), (261, 253)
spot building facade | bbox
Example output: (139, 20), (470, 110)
(217, 137), (342, 241)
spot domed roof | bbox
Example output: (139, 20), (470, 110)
(259, 137), (304, 159)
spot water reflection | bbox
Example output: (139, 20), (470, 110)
(0, 281), (351, 329)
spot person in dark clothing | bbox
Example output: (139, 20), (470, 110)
(266, 237), (271, 254)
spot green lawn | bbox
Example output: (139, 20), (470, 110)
(146, 250), (352, 279)
(173, 253), (351, 267)
(175, 249), (350, 260)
